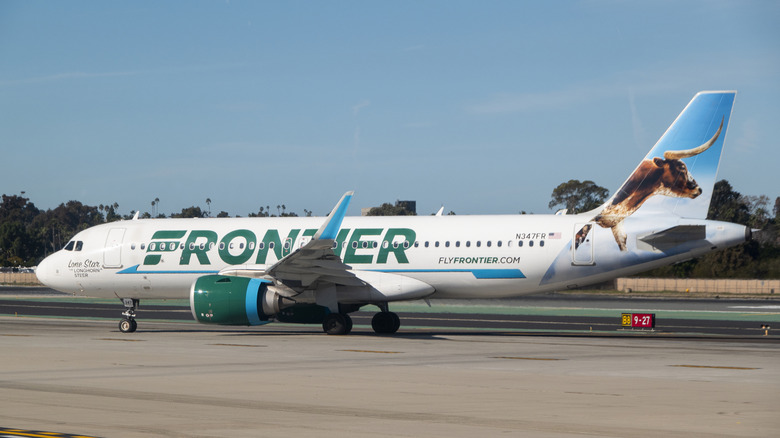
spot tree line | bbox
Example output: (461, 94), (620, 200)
(1, 180), (778, 278)
(0, 196), (312, 267)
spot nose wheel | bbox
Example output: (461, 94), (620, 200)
(119, 318), (137, 333)
(119, 298), (139, 333)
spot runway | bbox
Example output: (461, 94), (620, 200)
(1, 287), (779, 436)
(1, 287), (779, 337)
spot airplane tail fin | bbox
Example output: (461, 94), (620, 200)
(602, 91), (736, 221)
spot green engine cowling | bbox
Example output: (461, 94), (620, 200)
(190, 275), (288, 325)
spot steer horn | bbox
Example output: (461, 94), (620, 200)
(663, 117), (724, 160)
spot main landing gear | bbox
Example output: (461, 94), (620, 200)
(321, 304), (401, 335)
(371, 311), (400, 334)
(322, 312), (353, 335)
(119, 298), (139, 333)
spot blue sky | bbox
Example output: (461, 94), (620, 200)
(1, 1), (778, 217)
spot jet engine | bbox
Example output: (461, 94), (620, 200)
(190, 275), (298, 325)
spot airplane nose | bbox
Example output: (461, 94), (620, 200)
(35, 255), (58, 288)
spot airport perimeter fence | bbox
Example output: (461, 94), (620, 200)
(0, 272), (39, 285)
(616, 278), (778, 295)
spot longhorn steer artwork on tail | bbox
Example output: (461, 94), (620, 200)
(576, 118), (724, 251)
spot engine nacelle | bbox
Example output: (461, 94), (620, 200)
(190, 275), (295, 325)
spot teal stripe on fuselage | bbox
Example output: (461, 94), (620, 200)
(117, 264), (219, 275)
(117, 265), (524, 280)
(373, 269), (526, 279)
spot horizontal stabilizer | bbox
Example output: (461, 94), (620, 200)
(638, 225), (706, 251)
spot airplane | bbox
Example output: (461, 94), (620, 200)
(35, 91), (749, 335)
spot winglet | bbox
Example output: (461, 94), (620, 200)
(314, 191), (354, 240)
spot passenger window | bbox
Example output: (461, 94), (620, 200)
(540, 240), (545, 247)
(249, 242), (255, 250)
(332, 241), (338, 249)
(269, 242), (275, 249)
(518, 241), (523, 247)
(425, 241), (430, 248)
(180, 243), (184, 250)
(393, 242), (399, 248)
(150, 243), (156, 251)
(131, 243), (136, 250)
(352, 241), (358, 249)
(445, 241), (450, 248)
(497, 241), (502, 247)
(476, 241), (481, 247)
(259, 242), (265, 250)
(141, 243), (146, 250)
(466, 241), (471, 247)
(199, 243), (205, 250)
(487, 241), (492, 247)
(529, 240), (534, 247)
(414, 241), (419, 248)
(362, 241), (368, 249)
(219, 242), (226, 250)
(189, 243), (195, 250)
(455, 241), (460, 248)
(239, 242), (245, 249)
(403, 241), (409, 249)
(435, 241), (440, 248)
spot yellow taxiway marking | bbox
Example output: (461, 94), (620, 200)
(0, 428), (100, 438)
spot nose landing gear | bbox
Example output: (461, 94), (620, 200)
(119, 298), (139, 333)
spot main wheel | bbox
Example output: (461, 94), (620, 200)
(322, 313), (351, 335)
(372, 312), (400, 334)
(119, 318), (137, 333)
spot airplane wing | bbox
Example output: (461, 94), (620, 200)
(217, 191), (433, 306)
(218, 191), (366, 291)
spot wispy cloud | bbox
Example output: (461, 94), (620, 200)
(352, 99), (370, 116)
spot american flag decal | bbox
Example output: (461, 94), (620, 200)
(548, 232), (561, 239)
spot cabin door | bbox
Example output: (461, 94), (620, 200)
(104, 228), (126, 268)
(572, 223), (595, 265)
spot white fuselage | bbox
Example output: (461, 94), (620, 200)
(35, 213), (748, 301)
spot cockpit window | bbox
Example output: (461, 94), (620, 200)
(63, 241), (75, 251)
(74, 241), (83, 251)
